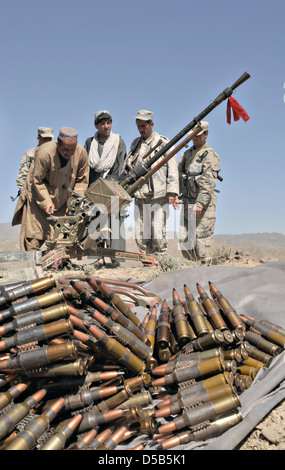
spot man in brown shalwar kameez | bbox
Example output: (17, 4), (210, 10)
(12, 127), (89, 251)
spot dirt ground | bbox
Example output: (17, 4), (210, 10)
(43, 243), (285, 451)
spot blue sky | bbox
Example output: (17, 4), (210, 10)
(1, 0), (285, 235)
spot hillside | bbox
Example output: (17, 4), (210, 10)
(214, 232), (285, 261)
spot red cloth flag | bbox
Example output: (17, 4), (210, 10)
(227, 96), (250, 124)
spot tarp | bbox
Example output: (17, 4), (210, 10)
(137, 261), (285, 450)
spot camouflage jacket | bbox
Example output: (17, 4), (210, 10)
(16, 147), (37, 190)
(125, 131), (179, 200)
(178, 143), (220, 208)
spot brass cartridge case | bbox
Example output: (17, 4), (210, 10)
(172, 289), (191, 346)
(87, 324), (145, 374)
(94, 376), (144, 413)
(0, 318), (73, 352)
(159, 411), (242, 450)
(90, 296), (146, 343)
(241, 342), (272, 366)
(237, 365), (258, 379)
(0, 382), (30, 411)
(163, 372), (234, 408)
(209, 282), (245, 332)
(92, 309), (151, 360)
(0, 275), (56, 306)
(241, 317), (285, 348)
(156, 383), (235, 418)
(192, 329), (225, 351)
(174, 393), (240, 432)
(223, 348), (242, 363)
(5, 397), (65, 450)
(245, 331), (281, 356)
(156, 300), (171, 349)
(184, 285), (209, 336)
(0, 389), (47, 440)
(40, 414), (83, 450)
(158, 346), (172, 362)
(0, 289), (64, 323)
(0, 341), (78, 372)
(25, 358), (86, 377)
(120, 389), (153, 409)
(96, 280), (141, 327)
(197, 287), (228, 331)
(152, 356), (225, 387)
(145, 307), (157, 351)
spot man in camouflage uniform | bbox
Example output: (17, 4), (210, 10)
(125, 110), (179, 254)
(178, 121), (221, 264)
(16, 127), (54, 192)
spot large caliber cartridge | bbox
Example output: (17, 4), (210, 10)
(0, 289), (65, 323)
(0, 318), (73, 352)
(0, 341), (78, 372)
(88, 295), (146, 343)
(94, 280), (141, 327)
(0, 275), (56, 307)
(156, 300), (171, 349)
(244, 331), (281, 356)
(92, 376), (145, 413)
(85, 323), (145, 374)
(5, 397), (66, 450)
(152, 347), (224, 376)
(240, 316), (285, 348)
(196, 283), (229, 331)
(157, 411), (242, 450)
(77, 407), (129, 433)
(0, 382), (30, 411)
(25, 358), (87, 378)
(155, 383), (235, 418)
(63, 384), (124, 411)
(156, 372), (234, 409)
(246, 316), (285, 338)
(209, 281), (245, 332)
(91, 309), (151, 360)
(0, 302), (70, 336)
(172, 289), (191, 346)
(40, 414), (83, 450)
(144, 306), (158, 370)
(184, 284), (209, 336)
(0, 389), (47, 440)
(151, 356), (225, 387)
(158, 393), (240, 434)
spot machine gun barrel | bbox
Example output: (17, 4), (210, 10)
(120, 71), (250, 189)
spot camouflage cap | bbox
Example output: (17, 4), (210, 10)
(193, 121), (209, 136)
(133, 110), (154, 121)
(58, 127), (78, 140)
(38, 127), (54, 138)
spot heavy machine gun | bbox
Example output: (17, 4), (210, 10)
(42, 72), (250, 269)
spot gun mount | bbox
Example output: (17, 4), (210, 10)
(41, 72), (250, 269)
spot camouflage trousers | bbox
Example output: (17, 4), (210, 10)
(180, 199), (216, 263)
(134, 198), (168, 254)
